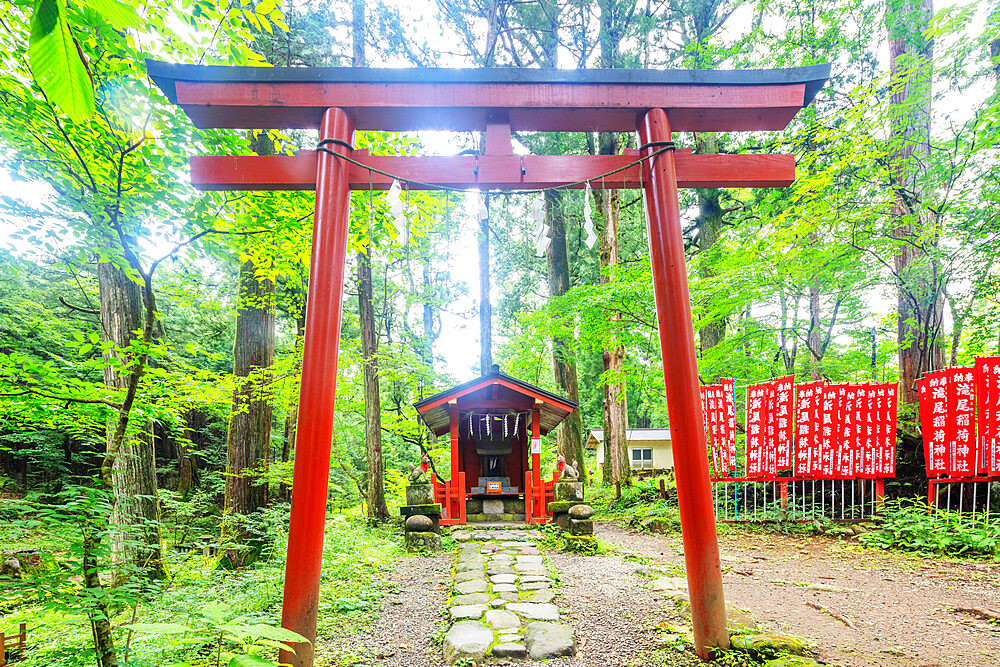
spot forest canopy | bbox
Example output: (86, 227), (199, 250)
(1, 0), (999, 665)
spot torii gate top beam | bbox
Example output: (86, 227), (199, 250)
(146, 60), (829, 133)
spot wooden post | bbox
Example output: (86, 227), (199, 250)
(659, 478), (667, 500)
(639, 108), (729, 658)
(279, 107), (354, 667)
(615, 482), (621, 500)
(531, 408), (541, 518)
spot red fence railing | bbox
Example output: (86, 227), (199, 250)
(429, 472), (466, 525)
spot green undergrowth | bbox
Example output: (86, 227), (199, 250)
(589, 478), (683, 534)
(859, 498), (1000, 558)
(536, 523), (605, 554)
(0, 510), (402, 666)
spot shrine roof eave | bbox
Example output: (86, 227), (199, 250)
(145, 60), (830, 133)
(414, 370), (577, 437)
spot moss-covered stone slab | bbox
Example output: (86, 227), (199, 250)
(443, 620), (492, 664)
(525, 621), (575, 659)
(400, 503), (442, 516)
(568, 518), (594, 535)
(730, 634), (809, 656)
(547, 501), (576, 513)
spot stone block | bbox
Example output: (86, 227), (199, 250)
(547, 501), (575, 513)
(455, 579), (488, 595)
(449, 593), (490, 607)
(405, 531), (440, 551)
(503, 498), (526, 513)
(465, 499), (483, 514)
(529, 589), (555, 604)
(525, 621), (575, 659)
(553, 481), (584, 502)
(506, 602), (559, 621)
(449, 603), (488, 621)
(520, 582), (550, 591)
(406, 483), (435, 505)
(569, 504), (594, 519)
(400, 503), (442, 516)
(492, 642), (527, 659)
(485, 609), (521, 630)
(483, 498), (504, 514)
(552, 512), (571, 531)
(443, 620), (492, 664)
(568, 519), (593, 536)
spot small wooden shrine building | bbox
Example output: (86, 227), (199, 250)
(413, 365), (576, 524)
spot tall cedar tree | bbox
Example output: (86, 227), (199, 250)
(888, 0), (944, 406)
(98, 262), (166, 579)
(597, 0), (631, 486)
(355, 0), (390, 521)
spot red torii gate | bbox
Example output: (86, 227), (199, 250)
(148, 61), (828, 665)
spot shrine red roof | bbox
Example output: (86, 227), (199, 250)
(145, 60), (829, 133)
(413, 369), (577, 437)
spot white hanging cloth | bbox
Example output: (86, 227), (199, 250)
(387, 179), (408, 245)
(531, 193), (550, 256)
(478, 192), (489, 222)
(583, 182), (597, 249)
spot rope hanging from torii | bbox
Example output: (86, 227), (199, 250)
(316, 138), (676, 195)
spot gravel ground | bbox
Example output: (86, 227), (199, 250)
(596, 521), (1000, 667)
(544, 550), (668, 666)
(324, 552), (451, 666)
(326, 537), (674, 666)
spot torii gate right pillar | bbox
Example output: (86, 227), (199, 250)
(639, 108), (730, 657)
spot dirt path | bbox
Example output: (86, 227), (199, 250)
(330, 541), (669, 666)
(598, 522), (1000, 667)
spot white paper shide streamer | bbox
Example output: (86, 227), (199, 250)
(478, 192), (489, 223)
(583, 182), (597, 249)
(387, 179), (408, 245)
(531, 194), (549, 256)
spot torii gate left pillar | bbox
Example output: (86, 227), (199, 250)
(146, 60), (829, 666)
(278, 108), (353, 667)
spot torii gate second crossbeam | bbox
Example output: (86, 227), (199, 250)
(148, 61), (829, 666)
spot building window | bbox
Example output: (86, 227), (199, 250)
(631, 448), (653, 470)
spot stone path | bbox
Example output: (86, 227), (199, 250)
(443, 529), (576, 664)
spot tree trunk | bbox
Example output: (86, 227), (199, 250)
(421, 242), (436, 367)
(479, 203), (493, 374)
(596, 0), (630, 486)
(694, 133), (726, 359)
(358, 247), (389, 522)
(97, 261), (165, 580)
(83, 526), (116, 667)
(808, 278), (823, 380)
(352, 0), (388, 523)
(544, 190), (586, 481)
(222, 258), (275, 568)
(280, 302), (306, 503)
(596, 176), (630, 486)
(177, 410), (201, 500)
(889, 0), (944, 406)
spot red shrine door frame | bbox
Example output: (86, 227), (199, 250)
(148, 61), (828, 666)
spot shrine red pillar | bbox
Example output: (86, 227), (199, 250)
(638, 108), (729, 658)
(279, 107), (354, 667)
(531, 409), (541, 517)
(450, 408), (460, 480)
